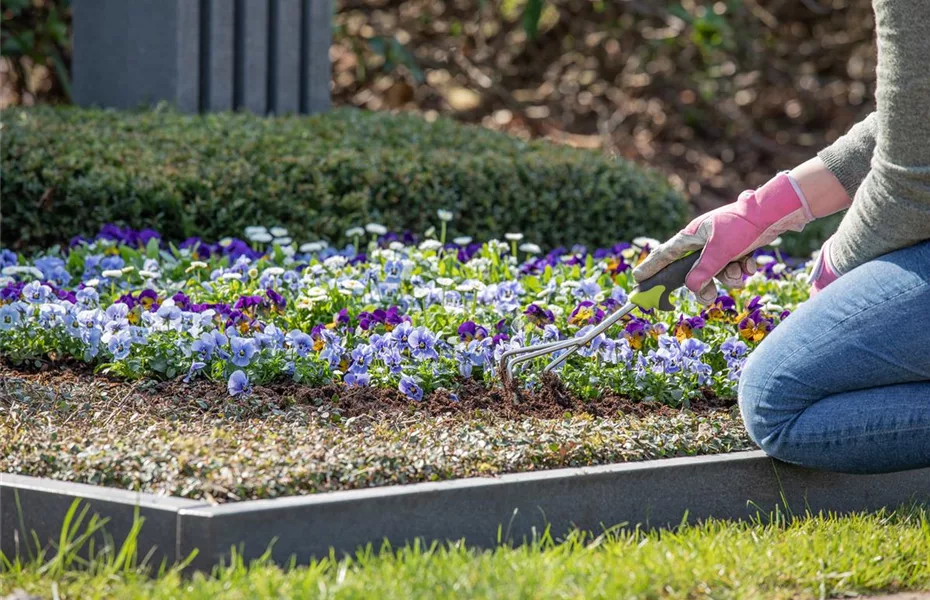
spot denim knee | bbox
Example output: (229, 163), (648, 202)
(737, 345), (784, 453)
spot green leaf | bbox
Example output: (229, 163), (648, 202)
(145, 236), (160, 259)
(522, 0), (544, 40)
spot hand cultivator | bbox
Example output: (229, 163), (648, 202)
(499, 252), (701, 384)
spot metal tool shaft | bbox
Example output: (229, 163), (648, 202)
(500, 301), (637, 381)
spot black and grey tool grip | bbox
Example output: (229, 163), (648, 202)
(629, 251), (701, 311)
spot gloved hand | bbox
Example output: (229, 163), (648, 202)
(808, 236), (841, 296)
(633, 172), (815, 304)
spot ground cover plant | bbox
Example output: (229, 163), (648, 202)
(3, 504), (929, 599)
(1, 366), (750, 501)
(0, 218), (808, 409)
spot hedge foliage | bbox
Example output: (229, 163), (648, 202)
(1, 106), (687, 252)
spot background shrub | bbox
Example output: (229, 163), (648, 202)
(1, 106), (687, 252)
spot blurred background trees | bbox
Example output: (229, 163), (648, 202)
(2, 0), (876, 243)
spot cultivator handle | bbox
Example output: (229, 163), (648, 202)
(629, 251), (701, 312)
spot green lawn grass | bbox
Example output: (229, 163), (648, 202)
(3, 505), (930, 599)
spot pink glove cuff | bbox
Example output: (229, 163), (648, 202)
(687, 172), (812, 234)
(783, 171), (816, 222)
(681, 172), (814, 294)
(809, 237), (841, 295)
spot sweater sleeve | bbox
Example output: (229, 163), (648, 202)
(817, 112), (877, 200)
(829, 0), (930, 275)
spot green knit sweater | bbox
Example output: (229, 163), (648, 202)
(816, 0), (930, 273)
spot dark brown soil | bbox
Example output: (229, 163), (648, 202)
(1, 360), (735, 421)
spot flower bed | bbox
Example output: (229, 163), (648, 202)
(1, 366), (751, 502)
(0, 219), (808, 407)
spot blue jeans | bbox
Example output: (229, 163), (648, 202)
(738, 239), (930, 474)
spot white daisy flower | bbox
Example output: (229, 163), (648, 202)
(633, 236), (660, 248)
(249, 232), (273, 243)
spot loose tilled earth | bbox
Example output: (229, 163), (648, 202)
(0, 363), (751, 503)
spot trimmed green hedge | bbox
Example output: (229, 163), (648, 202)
(1, 106), (687, 251)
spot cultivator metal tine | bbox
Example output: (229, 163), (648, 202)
(500, 301), (637, 383)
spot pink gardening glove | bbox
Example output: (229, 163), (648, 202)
(633, 172), (815, 304)
(808, 236), (841, 296)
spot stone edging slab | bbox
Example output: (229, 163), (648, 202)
(4, 451), (930, 572)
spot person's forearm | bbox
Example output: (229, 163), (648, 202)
(788, 157), (852, 218)
(816, 112), (878, 200)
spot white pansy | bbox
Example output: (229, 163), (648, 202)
(419, 240), (443, 251)
(505, 233), (524, 241)
(467, 257), (491, 270)
(346, 227), (364, 238)
(306, 286), (329, 300)
(633, 236), (660, 248)
(339, 279), (365, 293)
(519, 243), (541, 254)
(102, 269), (124, 278)
(453, 236), (472, 246)
(270, 226), (289, 237)
(324, 256), (348, 269)
(372, 248), (396, 261)
(437, 209), (454, 222)
(365, 223), (387, 235)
